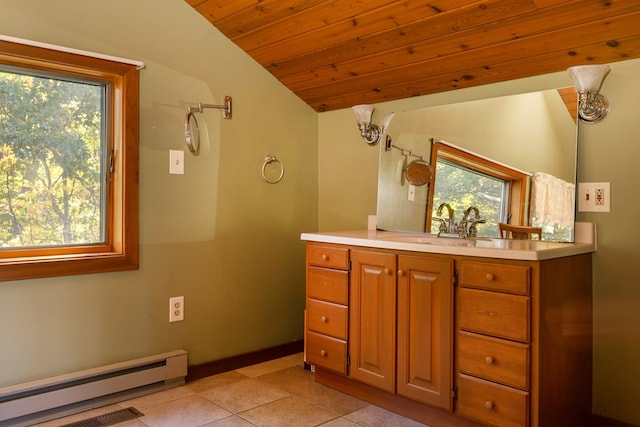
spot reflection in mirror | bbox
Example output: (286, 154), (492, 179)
(428, 140), (530, 239)
(405, 159), (432, 186)
(376, 88), (578, 242)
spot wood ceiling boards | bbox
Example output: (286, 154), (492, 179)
(186, 0), (640, 112)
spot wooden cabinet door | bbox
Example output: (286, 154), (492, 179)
(349, 249), (396, 393)
(397, 255), (453, 410)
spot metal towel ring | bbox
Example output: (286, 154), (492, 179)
(261, 155), (284, 184)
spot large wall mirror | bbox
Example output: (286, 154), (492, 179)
(376, 88), (578, 242)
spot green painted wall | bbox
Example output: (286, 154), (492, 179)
(1, 1), (639, 425)
(0, 0), (317, 384)
(318, 59), (640, 425)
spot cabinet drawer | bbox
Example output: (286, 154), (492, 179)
(458, 331), (530, 390)
(458, 288), (530, 342)
(307, 298), (348, 339)
(308, 266), (348, 304)
(306, 331), (347, 374)
(457, 374), (529, 427)
(458, 261), (530, 295)
(307, 243), (349, 270)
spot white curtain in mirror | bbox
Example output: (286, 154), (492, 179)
(530, 172), (575, 241)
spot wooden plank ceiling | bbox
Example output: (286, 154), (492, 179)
(186, 0), (640, 112)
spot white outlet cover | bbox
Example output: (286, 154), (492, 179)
(169, 296), (184, 322)
(578, 182), (610, 212)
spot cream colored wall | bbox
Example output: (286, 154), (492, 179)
(318, 59), (640, 425)
(0, 1), (317, 386)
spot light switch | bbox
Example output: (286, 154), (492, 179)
(169, 150), (184, 175)
(408, 184), (416, 201)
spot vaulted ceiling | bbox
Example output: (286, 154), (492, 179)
(186, 0), (640, 112)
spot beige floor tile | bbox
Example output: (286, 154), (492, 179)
(318, 418), (367, 427)
(235, 356), (301, 378)
(257, 366), (368, 415)
(255, 365), (316, 395)
(31, 353), (434, 427)
(344, 405), (430, 427)
(280, 352), (305, 365)
(238, 395), (338, 427)
(138, 394), (231, 427)
(119, 384), (195, 410)
(187, 370), (249, 393)
(198, 378), (290, 413)
(200, 415), (257, 426)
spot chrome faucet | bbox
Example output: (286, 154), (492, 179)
(459, 206), (486, 237)
(462, 206), (479, 222)
(436, 203), (455, 234)
(434, 203), (486, 238)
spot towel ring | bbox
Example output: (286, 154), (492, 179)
(261, 155), (284, 184)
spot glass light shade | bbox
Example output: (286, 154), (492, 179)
(352, 104), (374, 124)
(381, 112), (395, 130)
(568, 64), (610, 93)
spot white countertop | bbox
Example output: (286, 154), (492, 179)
(300, 230), (595, 261)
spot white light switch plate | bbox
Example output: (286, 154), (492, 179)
(578, 182), (610, 212)
(408, 184), (416, 201)
(169, 150), (184, 175)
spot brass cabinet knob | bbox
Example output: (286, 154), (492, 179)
(485, 273), (494, 281)
(384, 268), (390, 275)
(320, 316), (327, 323)
(485, 356), (495, 365)
(398, 269), (405, 276)
(320, 350), (327, 357)
(321, 254), (328, 261)
(485, 400), (494, 410)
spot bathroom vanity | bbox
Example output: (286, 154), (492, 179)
(301, 230), (595, 427)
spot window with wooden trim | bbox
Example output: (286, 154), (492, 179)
(0, 38), (140, 281)
(426, 141), (529, 238)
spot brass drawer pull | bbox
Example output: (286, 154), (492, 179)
(322, 254), (328, 261)
(485, 273), (494, 281)
(320, 316), (327, 323)
(320, 350), (327, 357)
(485, 400), (494, 410)
(485, 356), (495, 365)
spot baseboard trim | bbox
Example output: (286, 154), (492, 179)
(185, 340), (304, 382)
(591, 414), (639, 427)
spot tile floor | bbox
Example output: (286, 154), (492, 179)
(34, 353), (429, 427)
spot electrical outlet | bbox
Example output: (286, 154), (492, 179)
(578, 182), (610, 212)
(169, 296), (184, 322)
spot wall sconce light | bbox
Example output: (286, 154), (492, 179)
(567, 64), (610, 124)
(352, 104), (394, 145)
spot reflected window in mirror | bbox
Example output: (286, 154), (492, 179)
(426, 141), (529, 238)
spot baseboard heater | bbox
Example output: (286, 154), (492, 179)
(0, 350), (187, 427)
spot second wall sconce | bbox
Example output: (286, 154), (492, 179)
(352, 104), (394, 146)
(567, 64), (610, 124)
(184, 96), (232, 154)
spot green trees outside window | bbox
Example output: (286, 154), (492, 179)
(0, 70), (106, 248)
(430, 159), (507, 238)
